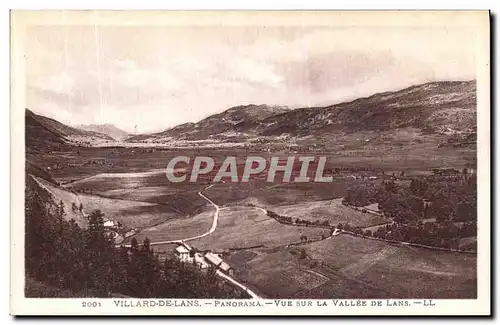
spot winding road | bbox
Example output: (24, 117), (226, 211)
(120, 184), (220, 247)
(119, 183), (263, 299)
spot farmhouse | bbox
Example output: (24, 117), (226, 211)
(103, 219), (116, 228)
(173, 244), (211, 269)
(174, 245), (192, 263)
(193, 253), (210, 269)
(204, 252), (234, 275)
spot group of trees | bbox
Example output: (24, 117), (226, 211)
(340, 174), (477, 250)
(71, 202), (83, 212)
(294, 218), (330, 228)
(344, 175), (476, 224)
(408, 176), (476, 222)
(25, 178), (246, 298)
(338, 219), (476, 251)
(343, 182), (382, 207)
(266, 210), (293, 224)
(266, 210), (331, 228)
(371, 220), (477, 250)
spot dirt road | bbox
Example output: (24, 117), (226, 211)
(120, 184), (219, 247)
(216, 270), (262, 299)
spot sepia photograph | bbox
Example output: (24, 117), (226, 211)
(10, 10), (490, 316)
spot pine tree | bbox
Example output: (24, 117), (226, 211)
(84, 210), (115, 297)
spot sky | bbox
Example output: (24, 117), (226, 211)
(25, 13), (480, 133)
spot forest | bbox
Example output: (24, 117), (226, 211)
(344, 175), (476, 223)
(342, 174), (477, 250)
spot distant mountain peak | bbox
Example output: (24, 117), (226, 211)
(77, 124), (129, 140)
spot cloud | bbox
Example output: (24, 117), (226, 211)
(32, 71), (75, 95)
(25, 24), (478, 133)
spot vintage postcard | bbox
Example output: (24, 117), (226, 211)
(10, 10), (490, 316)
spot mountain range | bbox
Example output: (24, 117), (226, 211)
(126, 80), (476, 143)
(77, 124), (129, 140)
(25, 80), (476, 152)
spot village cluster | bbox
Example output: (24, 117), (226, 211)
(173, 243), (234, 276)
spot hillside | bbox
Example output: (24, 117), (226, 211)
(127, 104), (290, 142)
(25, 109), (68, 152)
(256, 80), (476, 136)
(26, 171), (88, 227)
(26, 109), (114, 152)
(78, 124), (129, 140)
(126, 81), (476, 146)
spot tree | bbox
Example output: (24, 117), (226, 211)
(84, 210), (116, 297)
(384, 180), (398, 194)
(423, 203), (429, 219)
(130, 237), (139, 251)
(79, 203), (83, 212)
(131, 237), (160, 297)
(345, 184), (378, 206)
(142, 238), (151, 252)
(59, 200), (65, 217)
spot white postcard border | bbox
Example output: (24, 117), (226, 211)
(9, 10), (491, 316)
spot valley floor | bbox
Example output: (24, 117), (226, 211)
(25, 147), (477, 299)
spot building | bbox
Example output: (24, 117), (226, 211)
(204, 252), (234, 276)
(103, 219), (116, 228)
(174, 245), (192, 263)
(193, 253), (210, 269)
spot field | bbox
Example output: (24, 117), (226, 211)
(34, 176), (182, 229)
(189, 207), (330, 251)
(272, 198), (388, 228)
(124, 209), (214, 244)
(202, 180), (360, 208)
(64, 172), (209, 215)
(226, 235), (476, 299)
